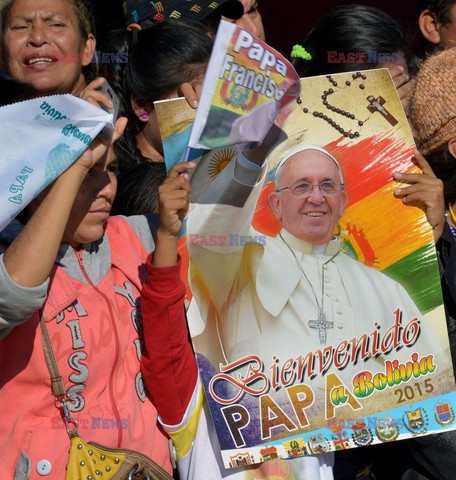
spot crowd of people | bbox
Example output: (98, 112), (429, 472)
(0, 0), (455, 479)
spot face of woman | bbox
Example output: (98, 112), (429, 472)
(134, 90), (181, 163)
(2, 0), (95, 95)
(62, 154), (118, 248)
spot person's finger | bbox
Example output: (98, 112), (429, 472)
(160, 190), (191, 206)
(394, 152), (439, 182)
(393, 73), (410, 90)
(393, 172), (441, 186)
(180, 82), (199, 109)
(161, 174), (191, 192)
(80, 94), (99, 108)
(400, 191), (433, 206)
(79, 78), (113, 109)
(411, 150), (437, 177)
(388, 65), (405, 77)
(275, 104), (294, 129)
(394, 183), (441, 200)
(398, 79), (414, 96)
(112, 117), (128, 143)
(159, 195), (190, 219)
(90, 137), (110, 162)
(83, 77), (105, 92)
(389, 65), (408, 86)
(160, 177), (192, 199)
(393, 174), (442, 193)
(167, 161), (196, 179)
(80, 90), (113, 109)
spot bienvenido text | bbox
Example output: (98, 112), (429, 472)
(207, 308), (437, 446)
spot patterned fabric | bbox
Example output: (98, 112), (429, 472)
(123, 0), (243, 27)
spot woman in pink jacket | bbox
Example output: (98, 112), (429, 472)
(0, 86), (195, 478)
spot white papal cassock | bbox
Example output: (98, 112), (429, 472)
(186, 152), (446, 480)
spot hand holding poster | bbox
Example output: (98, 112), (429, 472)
(0, 95), (113, 232)
(157, 67), (456, 473)
(188, 20), (301, 150)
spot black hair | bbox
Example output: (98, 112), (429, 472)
(292, 5), (417, 77)
(111, 162), (167, 215)
(0, 75), (36, 107)
(418, 0), (456, 24)
(102, 20), (213, 172)
(425, 144), (456, 205)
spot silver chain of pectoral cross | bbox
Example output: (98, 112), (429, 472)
(280, 233), (341, 345)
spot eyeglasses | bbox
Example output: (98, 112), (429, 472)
(276, 181), (343, 197)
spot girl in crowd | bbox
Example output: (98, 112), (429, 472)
(102, 20), (213, 170)
(290, 4), (416, 111)
(0, 76), (195, 478)
(139, 129), (335, 480)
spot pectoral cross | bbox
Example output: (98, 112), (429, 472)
(308, 311), (333, 345)
(367, 95), (398, 126)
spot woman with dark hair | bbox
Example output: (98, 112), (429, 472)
(102, 20), (213, 171)
(1, 0), (113, 108)
(291, 5), (416, 76)
(290, 4), (416, 110)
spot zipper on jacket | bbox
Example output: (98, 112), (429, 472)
(75, 248), (123, 447)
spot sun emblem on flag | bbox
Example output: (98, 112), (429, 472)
(207, 148), (237, 179)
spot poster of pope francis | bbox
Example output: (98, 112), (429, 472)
(156, 68), (456, 470)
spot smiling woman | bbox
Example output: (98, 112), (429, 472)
(0, 0), (96, 95)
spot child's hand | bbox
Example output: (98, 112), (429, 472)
(154, 162), (195, 267)
(393, 150), (445, 241)
(158, 162), (196, 238)
(178, 67), (205, 109)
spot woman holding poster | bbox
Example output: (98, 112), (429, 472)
(401, 46), (456, 480)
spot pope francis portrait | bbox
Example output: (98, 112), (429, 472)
(186, 143), (448, 429)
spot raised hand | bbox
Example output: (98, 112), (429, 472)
(178, 67), (206, 109)
(394, 150), (445, 241)
(154, 162), (196, 267)
(74, 117), (128, 173)
(78, 77), (113, 110)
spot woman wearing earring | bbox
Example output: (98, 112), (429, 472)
(102, 21), (213, 171)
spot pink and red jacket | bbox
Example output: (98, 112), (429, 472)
(0, 216), (171, 479)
